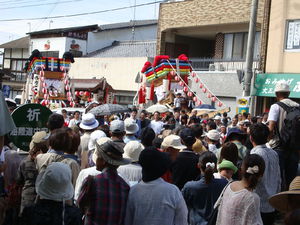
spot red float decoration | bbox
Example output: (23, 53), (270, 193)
(195, 77), (199, 83)
(202, 88), (207, 93)
(212, 96), (217, 102)
(199, 83), (204, 88)
(175, 76), (180, 81)
(79, 91), (84, 96)
(193, 96), (198, 102)
(207, 93), (212, 98)
(183, 86), (189, 92)
(179, 81), (184, 86)
(187, 92), (193, 97)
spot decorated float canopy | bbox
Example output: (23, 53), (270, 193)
(138, 54), (227, 111)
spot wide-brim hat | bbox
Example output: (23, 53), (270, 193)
(36, 162), (74, 201)
(95, 140), (131, 166)
(269, 176), (300, 213)
(124, 118), (139, 134)
(79, 113), (99, 130)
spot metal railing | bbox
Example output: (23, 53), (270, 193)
(190, 58), (260, 71)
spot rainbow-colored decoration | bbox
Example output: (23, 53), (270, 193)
(142, 57), (192, 83)
(27, 57), (71, 73)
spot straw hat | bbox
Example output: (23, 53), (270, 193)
(269, 176), (300, 212)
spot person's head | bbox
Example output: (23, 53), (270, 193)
(262, 112), (268, 122)
(29, 131), (48, 159)
(180, 114), (189, 125)
(218, 159), (238, 180)
(94, 139), (131, 171)
(174, 111), (180, 120)
(237, 113), (243, 121)
(241, 154), (265, 190)
(231, 117), (238, 126)
(223, 112), (227, 118)
(79, 113), (99, 132)
(180, 128), (196, 147)
(65, 128), (80, 154)
(109, 120), (125, 139)
(88, 130), (107, 151)
(49, 127), (72, 152)
(242, 112), (249, 120)
(203, 113), (209, 120)
(220, 125), (226, 134)
(192, 109), (197, 117)
(152, 137), (163, 149)
(225, 128), (247, 144)
(214, 115), (221, 125)
(47, 113), (64, 132)
(140, 110), (147, 120)
(198, 151), (217, 184)
(161, 135), (186, 161)
(250, 123), (270, 146)
(153, 111), (160, 121)
(131, 109), (137, 120)
(139, 146), (172, 182)
(124, 118), (139, 136)
(61, 109), (67, 118)
(285, 209), (300, 225)
(123, 141), (144, 162)
(207, 121), (217, 131)
(206, 129), (220, 145)
(176, 93), (181, 98)
(219, 142), (239, 165)
(140, 127), (155, 147)
(190, 124), (203, 139)
(36, 162), (74, 201)
(275, 80), (290, 100)
(251, 116), (258, 124)
(74, 111), (80, 119)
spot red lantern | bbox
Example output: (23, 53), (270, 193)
(43, 94), (48, 99)
(79, 91), (84, 96)
(212, 96), (217, 102)
(170, 71), (175, 76)
(84, 91), (90, 97)
(42, 88), (47, 94)
(207, 93), (212, 98)
(68, 96), (72, 102)
(179, 81), (184, 86)
(191, 72), (196, 77)
(175, 76), (180, 81)
(70, 101), (75, 107)
(75, 91), (79, 96)
(41, 100), (46, 106)
(195, 77), (199, 83)
(183, 86), (189, 92)
(197, 100), (203, 105)
(187, 91), (193, 97)
(199, 83), (204, 89)
(67, 91), (71, 97)
(202, 88), (207, 93)
(193, 96), (198, 102)
(42, 82), (47, 88)
(40, 77), (44, 82)
(49, 90), (53, 96)
(64, 79), (69, 85)
(218, 101), (223, 107)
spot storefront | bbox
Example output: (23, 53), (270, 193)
(252, 73), (300, 113)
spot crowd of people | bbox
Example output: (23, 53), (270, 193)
(0, 80), (299, 225)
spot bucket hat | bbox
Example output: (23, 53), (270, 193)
(79, 113), (99, 130)
(123, 141), (144, 162)
(88, 130), (107, 151)
(161, 134), (186, 150)
(269, 176), (300, 212)
(275, 80), (290, 93)
(218, 160), (238, 173)
(36, 162), (74, 201)
(124, 118), (139, 135)
(95, 140), (131, 166)
(206, 129), (220, 141)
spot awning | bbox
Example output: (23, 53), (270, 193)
(252, 73), (300, 98)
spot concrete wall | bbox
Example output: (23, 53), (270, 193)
(30, 37), (67, 58)
(87, 25), (157, 54)
(265, 0), (300, 73)
(157, 0), (265, 53)
(68, 57), (148, 92)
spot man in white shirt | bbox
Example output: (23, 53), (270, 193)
(68, 111), (81, 128)
(267, 80), (299, 188)
(150, 111), (164, 135)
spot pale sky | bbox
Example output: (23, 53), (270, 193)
(0, 0), (160, 44)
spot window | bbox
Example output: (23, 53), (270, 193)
(11, 59), (26, 72)
(223, 32), (260, 60)
(69, 50), (83, 57)
(285, 20), (300, 50)
(40, 51), (59, 58)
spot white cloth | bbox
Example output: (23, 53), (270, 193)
(213, 172), (233, 182)
(208, 144), (218, 155)
(117, 163), (142, 187)
(74, 166), (101, 201)
(216, 185), (263, 225)
(150, 120), (164, 135)
(125, 178), (188, 225)
(250, 145), (281, 213)
(68, 118), (81, 128)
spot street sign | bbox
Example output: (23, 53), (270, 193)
(236, 96), (251, 114)
(9, 104), (52, 151)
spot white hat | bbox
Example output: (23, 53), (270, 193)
(161, 134), (186, 150)
(36, 162), (74, 201)
(214, 115), (221, 120)
(123, 141), (144, 162)
(79, 113), (99, 130)
(124, 118), (139, 135)
(206, 129), (221, 141)
(92, 137), (111, 164)
(110, 120), (125, 133)
(275, 80), (290, 92)
(88, 130), (107, 151)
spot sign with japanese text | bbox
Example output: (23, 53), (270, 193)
(9, 104), (52, 151)
(252, 73), (300, 98)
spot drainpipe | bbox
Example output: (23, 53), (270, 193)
(244, 0), (259, 97)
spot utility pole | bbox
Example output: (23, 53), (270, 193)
(244, 0), (259, 96)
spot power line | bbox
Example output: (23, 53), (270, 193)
(0, 0), (164, 22)
(0, 0), (83, 10)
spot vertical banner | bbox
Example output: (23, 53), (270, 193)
(236, 96), (251, 114)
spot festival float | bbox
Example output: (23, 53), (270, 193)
(23, 50), (76, 109)
(138, 54), (230, 116)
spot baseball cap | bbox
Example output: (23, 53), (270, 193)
(161, 135), (186, 150)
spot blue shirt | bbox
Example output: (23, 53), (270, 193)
(182, 177), (227, 225)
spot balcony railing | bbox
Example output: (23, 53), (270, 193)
(190, 58), (260, 71)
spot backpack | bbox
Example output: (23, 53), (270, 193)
(276, 102), (300, 151)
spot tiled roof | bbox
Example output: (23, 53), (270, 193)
(85, 40), (156, 58)
(0, 36), (29, 49)
(27, 25), (98, 35)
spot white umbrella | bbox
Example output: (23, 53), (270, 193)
(89, 104), (129, 116)
(146, 104), (169, 113)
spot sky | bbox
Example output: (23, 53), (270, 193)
(0, 0), (161, 44)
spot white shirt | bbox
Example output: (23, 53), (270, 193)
(117, 163), (142, 187)
(216, 185), (263, 225)
(208, 144), (218, 155)
(125, 178), (188, 225)
(68, 118), (81, 128)
(150, 120), (164, 135)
